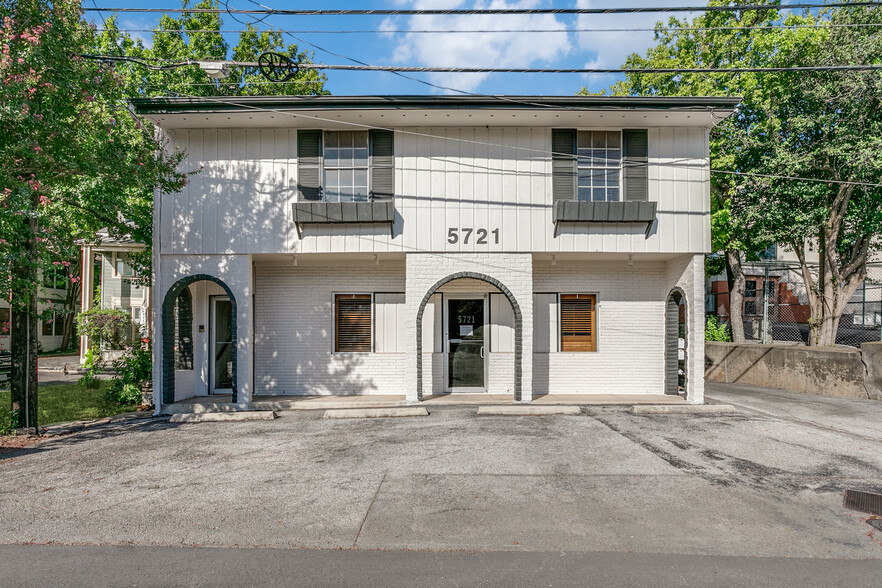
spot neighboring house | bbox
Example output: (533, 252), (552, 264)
(0, 271), (69, 354)
(79, 228), (151, 363)
(133, 95), (738, 410)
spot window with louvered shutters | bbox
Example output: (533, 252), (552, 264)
(335, 294), (372, 352)
(560, 294), (596, 352)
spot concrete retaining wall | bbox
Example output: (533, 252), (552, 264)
(705, 341), (882, 400)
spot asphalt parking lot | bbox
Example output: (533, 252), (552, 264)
(1, 383), (881, 585)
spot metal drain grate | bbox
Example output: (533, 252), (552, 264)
(843, 490), (882, 516)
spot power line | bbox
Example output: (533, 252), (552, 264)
(95, 22), (882, 35)
(87, 55), (882, 75)
(83, 3), (882, 16)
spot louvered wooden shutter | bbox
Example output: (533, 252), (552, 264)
(552, 129), (576, 203)
(370, 130), (394, 200)
(622, 129), (648, 202)
(560, 294), (596, 352)
(335, 294), (372, 352)
(297, 129), (322, 201)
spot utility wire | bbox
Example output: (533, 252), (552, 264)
(95, 22), (882, 34)
(83, 2), (882, 16)
(85, 55), (882, 75)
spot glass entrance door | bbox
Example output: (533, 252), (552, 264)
(211, 297), (233, 393)
(447, 298), (485, 391)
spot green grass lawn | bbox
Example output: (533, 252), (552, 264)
(0, 382), (139, 433)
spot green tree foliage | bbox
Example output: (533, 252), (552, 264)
(732, 4), (882, 346)
(96, 0), (329, 98)
(0, 0), (187, 429)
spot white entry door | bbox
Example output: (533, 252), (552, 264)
(210, 296), (233, 394)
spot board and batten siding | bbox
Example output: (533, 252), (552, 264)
(161, 126), (710, 256)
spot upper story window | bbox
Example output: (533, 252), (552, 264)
(553, 128), (648, 204)
(577, 131), (621, 202)
(324, 131), (369, 202)
(298, 129), (394, 203)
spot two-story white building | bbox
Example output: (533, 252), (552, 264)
(133, 95), (737, 411)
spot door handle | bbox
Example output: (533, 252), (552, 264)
(480, 346), (484, 359)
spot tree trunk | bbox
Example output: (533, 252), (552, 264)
(10, 217), (40, 433)
(726, 249), (746, 342)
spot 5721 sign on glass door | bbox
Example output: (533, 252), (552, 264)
(446, 228), (499, 245)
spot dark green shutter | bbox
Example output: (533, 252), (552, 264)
(297, 130), (322, 201)
(370, 129), (394, 200)
(552, 129), (576, 203)
(623, 129), (648, 202)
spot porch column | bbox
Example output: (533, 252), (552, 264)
(686, 254), (705, 404)
(79, 245), (93, 364)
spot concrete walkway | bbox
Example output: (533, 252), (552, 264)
(167, 392), (688, 413)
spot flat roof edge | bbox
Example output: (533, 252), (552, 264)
(131, 95), (741, 115)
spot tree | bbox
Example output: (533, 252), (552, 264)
(0, 0), (187, 431)
(97, 0), (329, 99)
(734, 3), (882, 346)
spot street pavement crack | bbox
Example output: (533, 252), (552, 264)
(353, 472), (386, 549)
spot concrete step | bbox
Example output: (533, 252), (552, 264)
(477, 405), (583, 416)
(631, 404), (737, 415)
(322, 407), (429, 419)
(169, 411), (278, 423)
(161, 403), (250, 415)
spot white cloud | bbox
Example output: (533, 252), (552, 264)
(575, 0), (692, 91)
(385, 0), (571, 93)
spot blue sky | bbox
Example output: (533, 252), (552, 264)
(83, 0), (801, 96)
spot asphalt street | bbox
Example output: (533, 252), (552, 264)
(1, 382), (880, 585)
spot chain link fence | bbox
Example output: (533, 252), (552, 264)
(707, 261), (882, 348)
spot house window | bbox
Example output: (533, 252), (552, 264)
(298, 129), (394, 203)
(560, 294), (597, 352)
(115, 255), (134, 277)
(41, 311), (63, 337)
(577, 131), (621, 202)
(0, 308), (10, 336)
(42, 267), (66, 290)
(324, 131), (369, 202)
(335, 294), (372, 352)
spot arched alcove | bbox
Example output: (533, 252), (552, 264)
(161, 274), (238, 404)
(416, 272), (523, 401)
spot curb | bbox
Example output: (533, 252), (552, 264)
(322, 407), (429, 419)
(631, 404), (738, 415)
(169, 411), (279, 423)
(13, 411), (154, 437)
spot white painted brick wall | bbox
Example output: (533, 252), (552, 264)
(532, 260), (668, 394)
(253, 261), (407, 395)
(666, 254), (705, 403)
(405, 253), (534, 402)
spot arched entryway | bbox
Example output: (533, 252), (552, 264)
(161, 274), (238, 405)
(416, 272), (523, 401)
(665, 288), (687, 395)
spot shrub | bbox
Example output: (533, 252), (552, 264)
(76, 309), (131, 352)
(78, 349), (102, 389)
(107, 339), (152, 405)
(705, 315), (732, 342)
